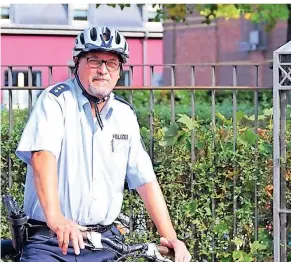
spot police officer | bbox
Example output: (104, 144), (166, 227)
(16, 26), (191, 262)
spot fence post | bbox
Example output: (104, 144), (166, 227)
(273, 41), (291, 262)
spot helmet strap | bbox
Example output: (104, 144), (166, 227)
(75, 74), (109, 105)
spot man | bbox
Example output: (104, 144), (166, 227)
(16, 26), (191, 262)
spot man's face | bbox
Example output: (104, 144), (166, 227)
(77, 52), (121, 98)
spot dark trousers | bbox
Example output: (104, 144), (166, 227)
(20, 227), (122, 262)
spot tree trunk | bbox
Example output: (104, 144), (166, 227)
(287, 4), (291, 42)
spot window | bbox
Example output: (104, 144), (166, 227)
(72, 4), (88, 22)
(3, 70), (42, 109)
(1, 4), (10, 23)
(73, 9), (87, 21)
(117, 71), (130, 86)
(1, 6), (9, 19)
(4, 70), (41, 87)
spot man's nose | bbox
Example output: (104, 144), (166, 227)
(97, 62), (108, 74)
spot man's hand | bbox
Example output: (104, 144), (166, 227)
(47, 215), (86, 256)
(160, 237), (191, 262)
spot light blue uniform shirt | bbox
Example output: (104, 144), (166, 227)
(16, 78), (156, 225)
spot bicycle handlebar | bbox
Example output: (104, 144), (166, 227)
(101, 236), (174, 257)
(82, 232), (175, 261)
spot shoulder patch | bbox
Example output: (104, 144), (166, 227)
(114, 95), (136, 114)
(49, 83), (70, 97)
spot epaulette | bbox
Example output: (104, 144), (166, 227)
(114, 95), (136, 114)
(49, 83), (70, 97)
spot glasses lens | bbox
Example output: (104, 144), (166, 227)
(87, 58), (102, 68)
(87, 58), (120, 71)
(106, 61), (119, 71)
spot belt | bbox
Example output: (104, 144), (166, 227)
(26, 219), (113, 238)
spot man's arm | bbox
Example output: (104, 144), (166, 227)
(31, 151), (85, 255)
(137, 180), (192, 262)
(31, 151), (61, 221)
(136, 179), (176, 240)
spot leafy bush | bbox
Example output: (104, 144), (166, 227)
(121, 109), (290, 261)
(115, 89), (274, 128)
(1, 104), (290, 261)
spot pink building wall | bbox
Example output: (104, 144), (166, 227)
(1, 34), (163, 88)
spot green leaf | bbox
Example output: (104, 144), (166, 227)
(165, 123), (179, 137)
(159, 136), (178, 147)
(177, 114), (196, 130)
(216, 112), (232, 125)
(205, 206), (211, 216)
(241, 129), (257, 145)
(189, 199), (198, 212)
(233, 237), (244, 250)
(258, 142), (272, 154)
(263, 108), (273, 116)
(236, 111), (245, 123)
(185, 138), (192, 152)
(250, 241), (267, 253)
(177, 132), (187, 143)
(213, 222), (229, 234)
(233, 251), (253, 262)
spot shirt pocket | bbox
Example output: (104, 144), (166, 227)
(109, 139), (129, 175)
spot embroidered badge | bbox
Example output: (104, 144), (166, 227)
(111, 134), (129, 153)
(49, 84), (70, 97)
(113, 134), (129, 140)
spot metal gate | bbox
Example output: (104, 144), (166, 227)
(273, 41), (291, 262)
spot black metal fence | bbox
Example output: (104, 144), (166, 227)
(1, 60), (289, 261)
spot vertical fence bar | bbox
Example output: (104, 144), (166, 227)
(273, 51), (281, 262)
(254, 65), (259, 245)
(232, 65), (238, 239)
(48, 66), (53, 86)
(211, 65), (216, 262)
(8, 66), (13, 189)
(280, 90), (287, 262)
(190, 65), (197, 259)
(191, 66), (196, 181)
(148, 66), (155, 234)
(129, 66), (134, 105)
(28, 66), (33, 113)
(149, 66), (155, 163)
(129, 65), (134, 236)
(170, 66), (175, 123)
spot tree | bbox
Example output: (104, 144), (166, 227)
(97, 4), (291, 42)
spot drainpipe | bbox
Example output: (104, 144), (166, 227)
(142, 5), (148, 86)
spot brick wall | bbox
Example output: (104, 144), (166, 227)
(163, 15), (288, 88)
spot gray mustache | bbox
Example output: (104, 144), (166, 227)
(92, 75), (108, 81)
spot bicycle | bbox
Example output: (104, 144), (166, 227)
(1, 195), (174, 262)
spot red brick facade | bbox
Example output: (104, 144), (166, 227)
(163, 15), (287, 88)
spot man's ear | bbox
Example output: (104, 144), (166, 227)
(73, 57), (78, 64)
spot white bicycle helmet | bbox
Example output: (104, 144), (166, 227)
(73, 26), (129, 63)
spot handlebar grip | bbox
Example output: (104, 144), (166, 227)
(157, 245), (175, 258)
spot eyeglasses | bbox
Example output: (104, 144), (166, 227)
(86, 57), (121, 72)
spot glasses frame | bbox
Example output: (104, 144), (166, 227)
(86, 57), (121, 72)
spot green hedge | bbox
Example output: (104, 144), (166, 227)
(114, 89), (274, 128)
(1, 106), (290, 261)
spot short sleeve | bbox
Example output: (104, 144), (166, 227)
(126, 114), (156, 189)
(15, 90), (64, 165)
